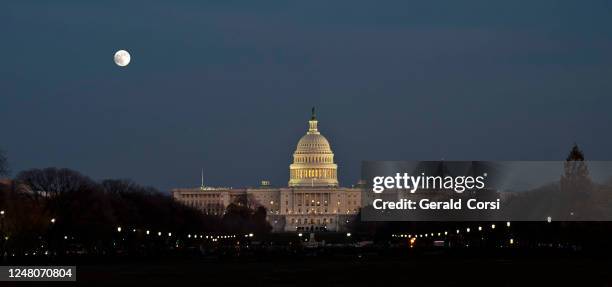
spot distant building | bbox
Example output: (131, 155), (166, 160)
(172, 108), (362, 232)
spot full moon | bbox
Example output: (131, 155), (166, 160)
(114, 50), (131, 67)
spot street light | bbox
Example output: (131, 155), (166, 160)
(0, 210), (4, 215)
(117, 226), (122, 232)
(346, 232), (352, 237)
(50, 218), (56, 224)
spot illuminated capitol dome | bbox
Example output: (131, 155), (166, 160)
(173, 107), (362, 232)
(289, 108), (338, 187)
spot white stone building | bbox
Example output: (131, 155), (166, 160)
(172, 109), (362, 232)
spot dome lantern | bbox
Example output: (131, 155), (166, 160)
(308, 107), (319, 134)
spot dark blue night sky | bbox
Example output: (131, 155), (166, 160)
(2, 1), (612, 191)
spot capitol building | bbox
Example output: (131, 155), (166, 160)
(172, 109), (363, 232)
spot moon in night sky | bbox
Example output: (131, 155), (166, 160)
(113, 50), (131, 67)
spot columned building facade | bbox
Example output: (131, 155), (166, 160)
(172, 109), (362, 232)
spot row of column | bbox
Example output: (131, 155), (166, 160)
(291, 168), (336, 179)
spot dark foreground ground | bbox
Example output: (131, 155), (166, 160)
(4, 249), (612, 287)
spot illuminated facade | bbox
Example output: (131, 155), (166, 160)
(172, 109), (362, 232)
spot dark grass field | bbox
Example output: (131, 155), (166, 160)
(81, 258), (610, 286)
(6, 249), (609, 287)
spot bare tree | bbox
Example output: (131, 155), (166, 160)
(232, 193), (261, 209)
(16, 168), (93, 196)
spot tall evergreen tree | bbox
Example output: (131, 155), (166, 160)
(559, 144), (593, 220)
(561, 144), (591, 188)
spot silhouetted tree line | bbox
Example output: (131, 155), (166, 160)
(0, 167), (270, 258)
(349, 144), (612, 251)
(222, 203), (271, 235)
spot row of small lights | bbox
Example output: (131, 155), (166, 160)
(2, 213), (255, 239)
(2, 213), (257, 243)
(392, 217), (556, 241)
(297, 232), (352, 238)
(4, 211), (552, 246)
(116, 226), (255, 239)
(44, 230), (255, 242)
(392, 222), (515, 244)
(2, 229), (255, 258)
(13, 217), (255, 241)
